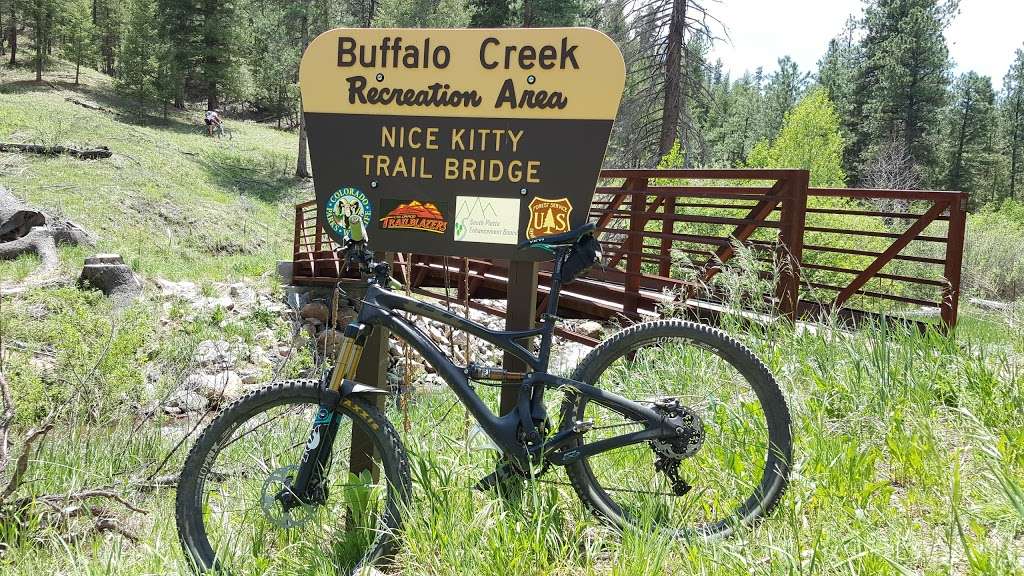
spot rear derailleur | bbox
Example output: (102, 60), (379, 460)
(649, 398), (705, 497)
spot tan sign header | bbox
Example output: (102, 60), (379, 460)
(299, 27), (625, 120)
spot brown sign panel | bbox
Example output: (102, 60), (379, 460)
(299, 28), (625, 260)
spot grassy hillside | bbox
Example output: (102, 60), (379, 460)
(1, 61), (305, 284)
(1, 61), (1023, 575)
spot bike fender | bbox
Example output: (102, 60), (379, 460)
(339, 378), (389, 396)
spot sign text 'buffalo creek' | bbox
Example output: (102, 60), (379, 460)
(299, 28), (625, 260)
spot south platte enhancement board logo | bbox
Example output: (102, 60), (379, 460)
(526, 197), (573, 239)
(379, 200), (448, 233)
(455, 196), (520, 244)
(325, 187), (371, 239)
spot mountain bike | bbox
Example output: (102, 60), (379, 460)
(175, 220), (792, 574)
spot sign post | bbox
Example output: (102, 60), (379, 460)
(298, 25), (624, 426)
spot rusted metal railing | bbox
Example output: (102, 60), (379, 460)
(292, 169), (968, 334)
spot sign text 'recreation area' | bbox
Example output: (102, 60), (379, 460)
(299, 28), (625, 260)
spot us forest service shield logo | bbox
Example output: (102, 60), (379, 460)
(526, 197), (573, 239)
(379, 200), (449, 233)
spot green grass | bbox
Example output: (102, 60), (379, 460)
(1, 60), (303, 284)
(1, 60), (1023, 574)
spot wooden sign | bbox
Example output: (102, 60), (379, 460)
(299, 28), (625, 260)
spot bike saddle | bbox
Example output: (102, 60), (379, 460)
(516, 222), (597, 250)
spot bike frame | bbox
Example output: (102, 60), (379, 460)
(324, 251), (685, 473)
(283, 241), (691, 506)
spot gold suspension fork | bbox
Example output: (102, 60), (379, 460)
(327, 323), (367, 391)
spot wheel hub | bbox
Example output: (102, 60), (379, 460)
(260, 465), (317, 529)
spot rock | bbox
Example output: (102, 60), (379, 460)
(315, 329), (344, 357)
(276, 260), (294, 284)
(302, 322), (319, 338)
(229, 283), (258, 306)
(300, 302), (330, 324)
(184, 371), (245, 402)
(577, 321), (604, 338)
(78, 254), (142, 302)
(155, 278), (199, 299)
(413, 373), (446, 391)
(170, 389), (209, 412)
(193, 340), (236, 370)
(239, 371), (259, 385)
(248, 347), (271, 366)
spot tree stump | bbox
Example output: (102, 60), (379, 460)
(78, 254), (142, 303)
(0, 187), (94, 290)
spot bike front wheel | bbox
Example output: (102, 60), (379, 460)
(175, 380), (410, 574)
(560, 320), (791, 539)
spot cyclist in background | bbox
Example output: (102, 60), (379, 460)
(204, 109), (223, 137)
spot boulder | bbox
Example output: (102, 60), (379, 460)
(577, 320), (604, 338)
(300, 302), (330, 324)
(193, 340), (236, 370)
(170, 389), (209, 412)
(315, 328), (344, 357)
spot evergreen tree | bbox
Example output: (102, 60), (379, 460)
(375, 0), (469, 27)
(468, 0), (509, 26)
(93, 0), (120, 74)
(1004, 47), (1024, 199)
(942, 72), (997, 199)
(762, 56), (807, 142)
(24, 0), (60, 81)
(199, 0), (239, 109)
(817, 18), (864, 180)
(858, 0), (955, 185)
(60, 0), (97, 85)
(117, 0), (158, 113)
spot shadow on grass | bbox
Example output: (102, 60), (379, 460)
(196, 147), (303, 204)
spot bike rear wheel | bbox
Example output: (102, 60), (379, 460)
(560, 320), (791, 538)
(175, 380), (410, 574)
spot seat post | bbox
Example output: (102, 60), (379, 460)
(537, 249), (566, 370)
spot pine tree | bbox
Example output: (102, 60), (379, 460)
(942, 72), (997, 199)
(1004, 47), (1024, 199)
(817, 18), (864, 181)
(468, 0), (509, 26)
(117, 0), (158, 114)
(93, 0), (121, 74)
(762, 56), (807, 142)
(858, 0), (955, 185)
(199, 0), (239, 110)
(24, 0), (60, 81)
(60, 0), (97, 85)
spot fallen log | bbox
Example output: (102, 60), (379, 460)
(0, 142), (112, 160)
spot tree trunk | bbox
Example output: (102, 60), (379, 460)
(295, 103), (310, 178)
(75, 60), (80, 85)
(657, 0), (686, 160)
(34, 36), (42, 81)
(207, 89), (218, 112)
(7, 4), (15, 66)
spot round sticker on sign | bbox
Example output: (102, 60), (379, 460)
(325, 187), (371, 240)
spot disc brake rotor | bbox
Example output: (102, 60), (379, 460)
(260, 464), (316, 529)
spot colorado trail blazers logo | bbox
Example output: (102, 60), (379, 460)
(379, 200), (449, 233)
(526, 197), (573, 239)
